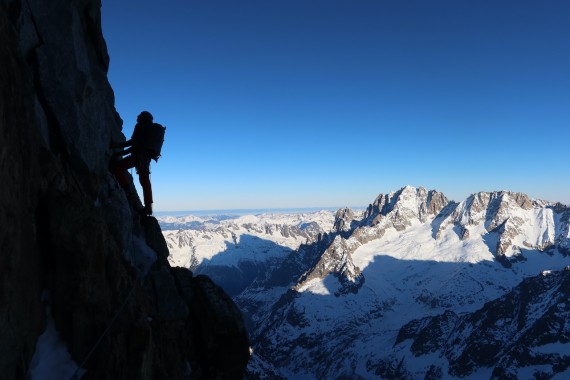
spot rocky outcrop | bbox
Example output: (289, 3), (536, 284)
(363, 186), (449, 228)
(295, 235), (364, 295)
(333, 207), (358, 233)
(262, 232), (336, 289)
(0, 1), (249, 379)
(293, 187), (449, 294)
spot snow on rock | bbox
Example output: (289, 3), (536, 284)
(159, 211), (336, 296)
(295, 234), (364, 295)
(333, 207), (361, 233)
(29, 295), (85, 380)
(160, 211), (335, 269)
(363, 186), (449, 228)
(390, 268), (570, 379)
(241, 187), (570, 379)
(129, 235), (157, 275)
(431, 191), (567, 266)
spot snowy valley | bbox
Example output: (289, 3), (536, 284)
(159, 186), (570, 379)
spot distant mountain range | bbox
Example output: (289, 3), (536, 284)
(159, 186), (570, 379)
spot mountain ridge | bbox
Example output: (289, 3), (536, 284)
(166, 185), (570, 378)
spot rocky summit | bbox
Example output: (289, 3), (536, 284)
(0, 1), (249, 379)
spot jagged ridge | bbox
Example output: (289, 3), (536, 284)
(235, 186), (570, 378)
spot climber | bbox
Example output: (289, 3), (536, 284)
(112, 111), (165, 216)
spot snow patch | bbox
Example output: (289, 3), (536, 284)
(533, 342), (570, 355)
(297, 277), (332, 296)
(130, 235), (157, 275)
(29, 293), (85, 380)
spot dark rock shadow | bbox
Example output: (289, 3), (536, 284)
(195, 234), (294, 296)
(484, 193), (503, 231)
(253, 249), (570, 379)
(430, 202), (458, 239)
(482, 231), (499, 257)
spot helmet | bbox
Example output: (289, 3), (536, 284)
(137, 111), (153, 123)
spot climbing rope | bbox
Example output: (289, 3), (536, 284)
(69, 270), (142, 380)
(21, 352), (27, 377)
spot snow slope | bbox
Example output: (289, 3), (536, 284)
(159, 211), (337, 296)
(160, 211), (336, 268)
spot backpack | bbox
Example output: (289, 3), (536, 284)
(133, 122), (166, 161)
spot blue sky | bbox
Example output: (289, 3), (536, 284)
(101, 1), (570, 211)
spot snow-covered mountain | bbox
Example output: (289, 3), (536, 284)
(391, 268), (570, 379)
(160, 211), (338, 295)
(160, 186), (570, 379)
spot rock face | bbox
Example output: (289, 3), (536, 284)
(0, 1), (249, 379)
(363, 186), (449, 228)
(295, 235), (364, 296)
(333, 207), (358, 233)
(291, 186), (450, 296)
(434, 190), (565, 267)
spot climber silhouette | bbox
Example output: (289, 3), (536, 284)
(112, 111), (165, 216)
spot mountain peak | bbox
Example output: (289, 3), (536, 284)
(427, 189), (570, 266)
(363, 186), (449, 229)
(294, 186), (570, 297)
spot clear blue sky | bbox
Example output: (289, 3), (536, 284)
(101, 1), (570, 211)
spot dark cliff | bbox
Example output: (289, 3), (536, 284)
(0, 1), (249, 379)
